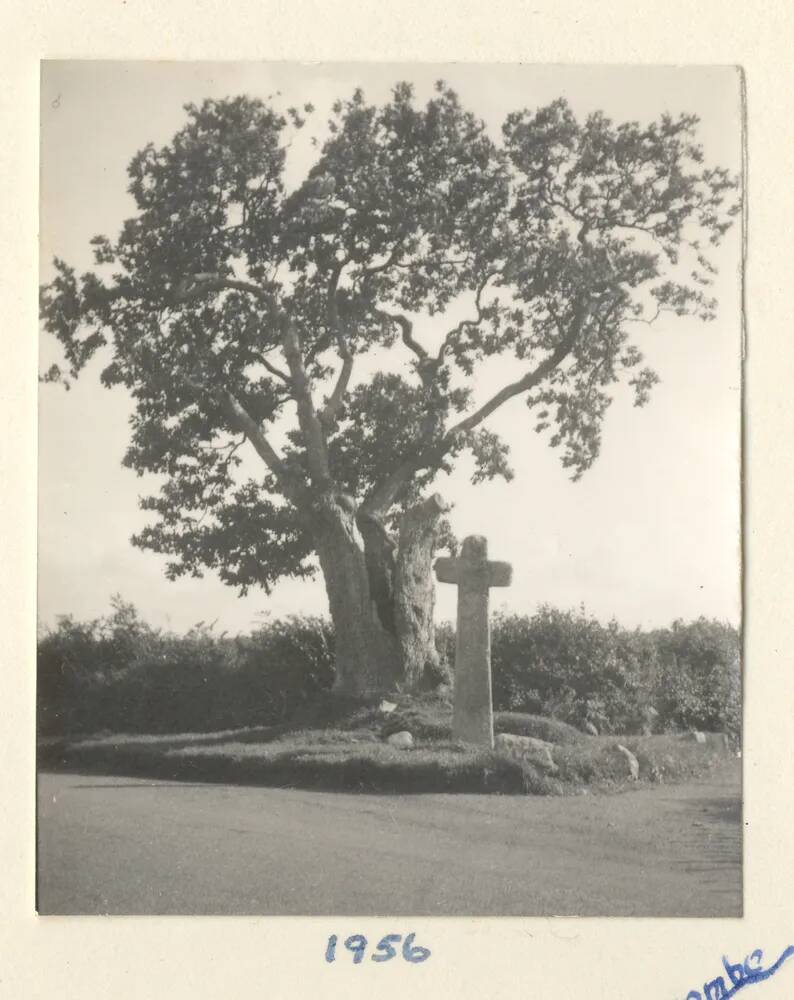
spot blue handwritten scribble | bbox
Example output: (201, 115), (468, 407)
(684, 945), (794, 1000)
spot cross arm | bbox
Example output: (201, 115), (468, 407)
(487, 561), (512, 587)
(434, 556), (513, 588)
(434, 557), (460, 585)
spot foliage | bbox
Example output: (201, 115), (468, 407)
(489, 606), (740, 738)
(490, 606), (653, 732)
(37, 597), (334, 736)
(649, 618), (741, 740)
(38, 599), (740, 742)
(40, 84), (739, 596)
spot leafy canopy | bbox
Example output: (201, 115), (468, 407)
(40, 82), (738, 593)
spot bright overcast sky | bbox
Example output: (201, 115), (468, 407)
(38, 62), (742, 634)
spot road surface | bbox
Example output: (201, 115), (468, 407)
(37, 762), (741, 916)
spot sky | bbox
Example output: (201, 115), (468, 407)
(38, 62), (743, 635)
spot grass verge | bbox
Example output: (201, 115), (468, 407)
(38, 697), (732, 795)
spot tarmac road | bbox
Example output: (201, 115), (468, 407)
(37, 761), (741, 916)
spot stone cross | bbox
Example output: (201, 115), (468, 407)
(434, 535), (512, 747)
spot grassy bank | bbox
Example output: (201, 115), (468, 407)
(39, 698), (732, 795)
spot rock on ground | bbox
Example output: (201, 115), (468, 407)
(683, 732), (732, 751)
(613, 743), (640, 780)
(495, 732), (558, 773)
(386, 730), (413, 748)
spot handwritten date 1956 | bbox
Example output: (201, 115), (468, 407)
(325, 933), (431, 964)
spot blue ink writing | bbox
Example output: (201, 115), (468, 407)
(325, 932), (431, 964)
(344, 934), (367, 964)
(371, 933), (402, 962)
(683, 945), (794, 999)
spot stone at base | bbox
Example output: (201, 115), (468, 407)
(614, 743), (640, 780)
(386, 730), (413, 748)
(495, 732), (558, 773)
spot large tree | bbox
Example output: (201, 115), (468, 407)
(40, 82), (738, 696)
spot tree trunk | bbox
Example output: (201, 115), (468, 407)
(313, 494), (401, 696)
(312, 492), (448, 697)
(393, 494), (450, 690)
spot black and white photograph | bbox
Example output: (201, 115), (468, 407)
(37, 61), (743, 918)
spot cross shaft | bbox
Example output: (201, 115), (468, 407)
(433, 535), (513, 747)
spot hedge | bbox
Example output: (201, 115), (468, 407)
(37, 597), (740, 741)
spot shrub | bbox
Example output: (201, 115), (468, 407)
(490, 606), (656, 734)
(233, 615), (335, 724)
(650, 618), (741, 741)
(489, 606), (739, 739)
(37, 597), (334, 737)
(37, 598), (740, 741)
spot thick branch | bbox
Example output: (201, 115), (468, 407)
(177, 363), (306, 505)
(258, 354), (292, 386)
(281, 321), (331, 485)
(172, 275), (275, 306)
(302, 330), (333, 369)
(362, 298), (590, 516)
(378, 309), (429, 362)
(319, 263), (354, 429)
(360, 456), (424, 517)
(436, 269), (501, 365)
(220, 393), (286, 474)
(359, 233), (409, 278)
(361, 395), (446, 516)
(374, 308), (449, 394)
(446, 298), (589, 438)
(320, 353), (353, 429)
